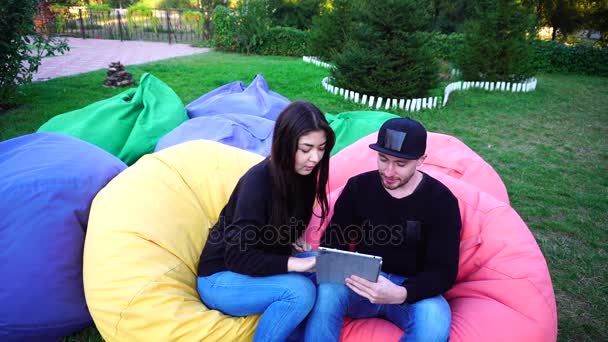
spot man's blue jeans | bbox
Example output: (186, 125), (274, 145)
(302, 272), (452, 342)
(197, 270), (316, 342)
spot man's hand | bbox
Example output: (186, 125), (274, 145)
(345, 275), (407, 304)
(292, 236), (313, 254)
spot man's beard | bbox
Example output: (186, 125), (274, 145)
(380, 173), (412, 190)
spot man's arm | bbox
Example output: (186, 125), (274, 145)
(401, 193), (461, 303)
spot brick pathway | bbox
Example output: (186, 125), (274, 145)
(33, 37), (210, 81)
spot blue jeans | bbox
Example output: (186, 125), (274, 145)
(302, 272), (452, 342)
(197, 254), (316, 342)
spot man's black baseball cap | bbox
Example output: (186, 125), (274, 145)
(369, 117), (427, 160)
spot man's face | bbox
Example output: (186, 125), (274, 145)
(377, 152), (424, 190)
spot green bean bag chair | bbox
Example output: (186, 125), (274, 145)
(38, 73), (188, 165)
(325, 111), (398, 155)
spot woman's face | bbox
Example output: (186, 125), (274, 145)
(294, 129), (327, 176)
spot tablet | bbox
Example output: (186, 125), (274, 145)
(316, 247), (383, 284)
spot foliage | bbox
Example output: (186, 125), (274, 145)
(233, 0), (271, 55)
(331, 0), (438, 99)
(456, 0), (536, 82)
(49, 4), (69, 33)
(531, 39), (608, 76)
(0, 0), (69, 110)
(212, 5), (237, 50)
(51, 0), (103, 5)
(426, 32), (465, 62)
(538, 0), (580, 39)
(430, 0), (476, 33)
(89, 5), (113, 23)
(266, 0), (322, 30)
(89, 5), (113, 12)
(49, 4), (68, 10)
(309, 0), (354, 62)
(581, 0), (608, 43)
(256, 26), (310, 56)
(183, 10), (204, 35)
(106, 0), (139, 8)
(134, 0), (198, 9)
(522, 0), (608, 42)
(126, 4), (160, 32)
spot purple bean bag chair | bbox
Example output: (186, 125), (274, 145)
(186, 74), (290, 120)
(0, 133), (127, 341)
(155, 113), (275, 156)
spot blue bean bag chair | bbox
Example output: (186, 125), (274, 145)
(186, 74), (290, 120)
(155, 113), (275, 156)
(0, 133), (127, 342)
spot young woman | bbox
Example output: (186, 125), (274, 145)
(196, 101), (335, 341)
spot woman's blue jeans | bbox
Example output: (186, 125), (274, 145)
(197, 253), (316, 342)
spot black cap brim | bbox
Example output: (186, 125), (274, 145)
(369, 143), (420, 160)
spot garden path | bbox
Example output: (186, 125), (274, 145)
(32, 37), (210, 81)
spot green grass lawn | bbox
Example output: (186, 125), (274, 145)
(1, 51), (606, 342)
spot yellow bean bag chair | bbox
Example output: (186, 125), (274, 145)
(83, 140), (264, 341)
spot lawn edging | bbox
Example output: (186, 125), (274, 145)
(303, 56), (538, 112)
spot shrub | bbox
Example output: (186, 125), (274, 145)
(456, 0), (536, 82)
(183, 10), (204, 36)
(331, 0), (438, 99)
(0, 0), (69, 110)
(88, 5), (112, 12)
(234, 0), (271, 55)
(531, 39), (608, 76)
(427, 32), (464, 62)
(49, 4), (68, 34)
(256, 26), (310, 56)
(212, 5), (236, 50)
(126, 5), (158, 33)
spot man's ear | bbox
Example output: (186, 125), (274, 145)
(416, 154), (427, 166)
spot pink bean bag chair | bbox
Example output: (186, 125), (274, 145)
(328, 132), (509, 204)
(304, 133), (557, 341)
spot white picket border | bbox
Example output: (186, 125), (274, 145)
(304, 56), (539, 112)
(302, 56), (334, 70)
(442, 78), (538, 106)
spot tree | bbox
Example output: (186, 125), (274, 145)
(577, 0), (608, 43)
(523, 0), (582, 40)
(0, 0), (69, 111)
(331, 0), (438, 99)
(457, 0), (536, 82)
(309, 0), (356, 62)
(267, 0), (323, 30)
(430, 0), (476, 33)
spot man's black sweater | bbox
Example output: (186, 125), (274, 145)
(321, 170), (461, 304)
(197, 159), (315, 277)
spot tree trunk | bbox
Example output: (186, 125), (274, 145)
(552, 26), (556, 40)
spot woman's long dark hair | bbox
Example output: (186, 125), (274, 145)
(269, 101), (335, 229)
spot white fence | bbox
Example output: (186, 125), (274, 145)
(303, 56), (538, 112)
(442, 78), (538, 106)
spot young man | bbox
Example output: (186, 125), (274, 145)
(305, 118), (461, 342)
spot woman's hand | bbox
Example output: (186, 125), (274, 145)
(287, 256), (316, 273)
(292, 236), (313, 254)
